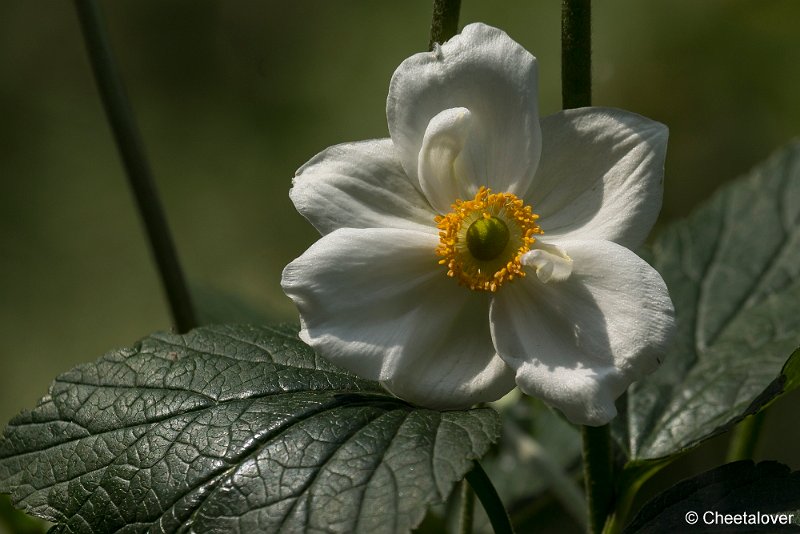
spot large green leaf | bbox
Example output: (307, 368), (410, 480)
(624, 461), (800, 534)
(618, 142), (800, 461)
(0, 324), (500, 533)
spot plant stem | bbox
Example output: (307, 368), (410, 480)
(726, 412), (767, 462)
(561, 0), (592, 109)
(563, 4), (610, 531)
(74, 0), (197, 334)
(581, 425), (613, 534)
(429, 0), (462, 51)
(459, 479), (475, 534)
(466, 462), (514, 534)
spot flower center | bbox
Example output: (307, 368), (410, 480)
(435, 187), (542, 292)
(466, 216), (510, 261)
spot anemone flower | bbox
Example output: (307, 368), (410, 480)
(282, 23), (675, 426)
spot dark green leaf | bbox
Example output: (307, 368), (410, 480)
(624, 461), (800, 533)
(618, 142), (800, 461)
(0, 324), (500, 534)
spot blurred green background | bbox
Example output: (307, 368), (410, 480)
(1, 1), (799, 532)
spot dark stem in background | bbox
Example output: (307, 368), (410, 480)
(466, 462), (515, 534)
(459, 478), (475, 534)
(429, 0), (462, 50)
(561, 0), (592, 109)
(563, 1), (612, 532)
(74, 0), (197, 334)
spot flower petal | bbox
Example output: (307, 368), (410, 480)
(522, 240), (574, 283)
(387, 23), (541, 198)
(282, 227), (515, 408)
(382, 287), (516, 411)
(528, 108), (668, 249)
(490, 239), (675, 425)
(417, 107), (477, 213)
(291, 139), (437, 235)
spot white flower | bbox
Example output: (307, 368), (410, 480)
(281, 23), (675, 426)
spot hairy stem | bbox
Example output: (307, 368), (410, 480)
(74, 0), (197, 333)
(561, 0), (592, 109)
(563, 4), (611, 530)
(429, 0), (462, 50)
(459, 479), (475, 534)
(581, 425), (613, 534)
(466, 462), (515, 534)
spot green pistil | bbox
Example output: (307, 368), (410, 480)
(466, 216), (509, 261)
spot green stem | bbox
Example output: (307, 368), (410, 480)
(561, 0), (592, 109)
(74, 0), (197, 334)
(581, 425), (613, 534)
(459, 479), (475, 534)
(726, 412), (767, 462)
(429, 0), (462, 50)
(466, 462), (514, 534)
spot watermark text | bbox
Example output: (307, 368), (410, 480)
(684, 510), (795, 526)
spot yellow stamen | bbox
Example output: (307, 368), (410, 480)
(434, 186), (542, 292)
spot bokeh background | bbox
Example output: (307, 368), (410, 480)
(1, 1), (799, 532)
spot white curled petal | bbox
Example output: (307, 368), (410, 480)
(388, 23), (541, 196)
(529, 108), (668, 249)
(521, 241), (574, 283)
(281, 227), (515, 408)
(418, 108), (476, 213)
(490, 239), (675, 425)
(291, 139), (437, 235)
